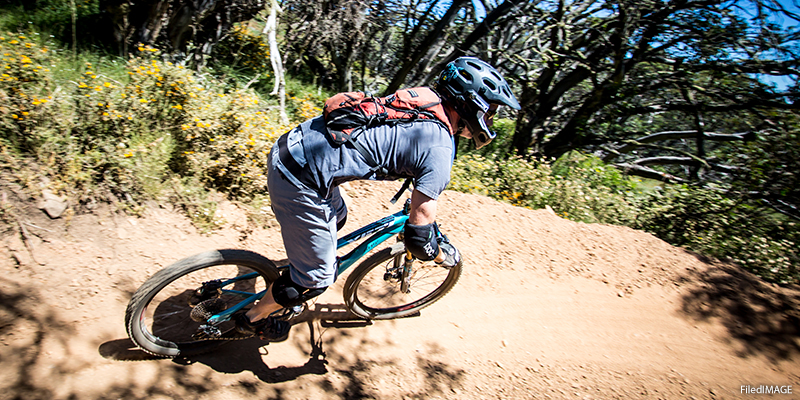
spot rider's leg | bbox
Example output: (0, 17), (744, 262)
(246, 273), (327, 321)
(242, 156), (343, 325)
(245, 283), (282, 322)
(332, 186), (348, 231)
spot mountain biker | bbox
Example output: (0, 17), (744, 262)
(235, 56), (521, 341)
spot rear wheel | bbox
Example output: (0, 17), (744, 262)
(125, 249), (280, 358)
(343, 243), (462, 320)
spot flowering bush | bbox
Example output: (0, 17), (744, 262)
(210, 23), (272, 77)
(451, 152), (641, 225)
(0, 35), (291, 227)
(0, 34), (57, 150)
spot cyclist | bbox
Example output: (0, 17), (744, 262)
(235, 57), (521, 341)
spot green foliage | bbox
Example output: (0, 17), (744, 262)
(0, 33), (292, 230)
(0, 34), (57, 151)
(731, 114), (800, 211)
(450, 152), (642, 225)
(635, 186), (798, 284)
(209, 23), (273, 80)
(0, 0), (102, 44)
(284, 78), (331, 122)
(451, 150), (798, 284)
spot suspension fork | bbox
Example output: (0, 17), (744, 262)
(400, 250), (414, 294)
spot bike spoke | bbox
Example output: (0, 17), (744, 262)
(141, 264), (267, 344)
(354, 256), (452, 312)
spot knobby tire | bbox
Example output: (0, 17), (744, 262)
(125, 249), (280, 358)
(343, 243), (462, 320)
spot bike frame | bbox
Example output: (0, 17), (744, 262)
(206, 203), (410, 325)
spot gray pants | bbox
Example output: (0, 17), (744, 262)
(267, 141), (347, 289)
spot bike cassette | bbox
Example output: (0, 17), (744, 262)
(190, 297), (227, 322)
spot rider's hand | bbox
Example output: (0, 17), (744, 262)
(434, 238), (461, 267)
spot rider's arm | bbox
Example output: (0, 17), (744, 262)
(404, 190), (459, 265)
(408, 189), (437, 225)
(404, 189), (440, 261)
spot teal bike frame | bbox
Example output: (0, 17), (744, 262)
(205, 199), (411, 325)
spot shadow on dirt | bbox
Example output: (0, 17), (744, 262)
(96, 302), (461, 398)
(0, 277), (77, 399)
(679, 261), (800, 363)
(175, 302), (382, 383)
(176, 319), (329, 382)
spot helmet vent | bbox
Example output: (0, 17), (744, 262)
(459, 69), (474, 83)
(466, 60), (483, 70)
(483, 78), (497, 91)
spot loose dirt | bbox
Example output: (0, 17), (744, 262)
(1, 180), (798, 399)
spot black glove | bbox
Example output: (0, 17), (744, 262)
(435, 236), (461, 267)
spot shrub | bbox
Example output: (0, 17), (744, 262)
(636, 186), (799, 284)
(0, 34), (57, 151)
(210, 23), (272, 78)
(1, 35), (290, 225)
(451, 152), (642, 225)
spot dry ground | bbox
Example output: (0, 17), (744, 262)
(1, 180), (799, 399)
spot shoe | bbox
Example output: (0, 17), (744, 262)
(234, 313), (291, 342)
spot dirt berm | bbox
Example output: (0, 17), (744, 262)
(1, 180), (798, 399)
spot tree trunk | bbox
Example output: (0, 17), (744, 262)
(264, 0), (288, 124)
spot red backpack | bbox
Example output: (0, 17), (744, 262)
(323, 87), (453, 142)
(321, 87), (453, 176)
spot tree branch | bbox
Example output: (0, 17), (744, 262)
(613, 163), (687, 183)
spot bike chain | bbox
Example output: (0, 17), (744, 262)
(190, 301), (307, 342)
(192, 327), (255, 341)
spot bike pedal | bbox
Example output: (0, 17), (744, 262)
(190, 297), (227, 322)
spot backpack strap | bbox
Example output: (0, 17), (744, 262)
(341, 128), (389, 177)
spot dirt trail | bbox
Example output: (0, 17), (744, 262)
(1, 180), (799, 399)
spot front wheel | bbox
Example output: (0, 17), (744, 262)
(125, 249), (280, 358)
(343, 243), (462, 320)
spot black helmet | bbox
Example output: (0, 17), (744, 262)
(433, 57), (520, 148)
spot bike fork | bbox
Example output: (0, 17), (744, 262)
(400, 251), (413, 294)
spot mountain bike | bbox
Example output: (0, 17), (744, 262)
(124, 183), (463, 358)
